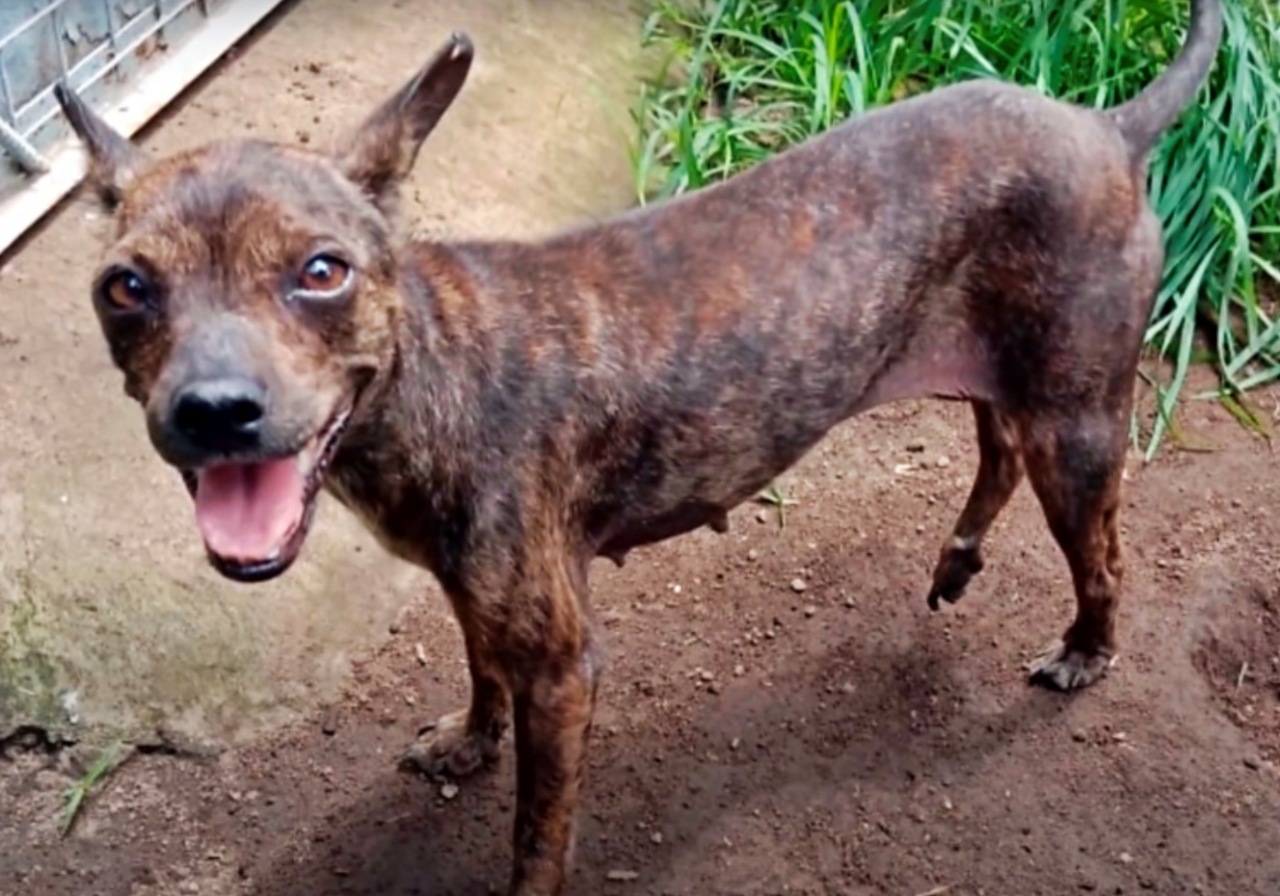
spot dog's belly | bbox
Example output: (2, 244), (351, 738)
(591, 331), (996, 566)
(854, 333), (998, 412)
(596, 499), (733, 565)
(590, 432), (814, 565)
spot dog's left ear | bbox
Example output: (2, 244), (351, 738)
(336, 31), (474, 209)
(54, 83), (148, 210)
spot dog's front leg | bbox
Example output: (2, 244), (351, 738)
(403, 599), (510, 778)
(506, 557), (597, 896)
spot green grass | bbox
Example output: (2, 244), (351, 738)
(60, 740), (127, 836)
(757, 482), (798, 527)
(631, 0), (1280, 458)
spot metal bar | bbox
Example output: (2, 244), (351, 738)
(0, 0), (285, 255)
(0, 2), (62, 54)
(12, 0), (203, 137)
(0, 115), (50, 173)
(52, 6), (71, 81)
(0, 50), (16, 126)
(102, 0), (118, 52)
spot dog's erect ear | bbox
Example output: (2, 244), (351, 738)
(54, 83), (147, 210)
(335, 31), (474, 208)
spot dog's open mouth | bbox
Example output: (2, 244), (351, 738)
(184, 407), (351, 583)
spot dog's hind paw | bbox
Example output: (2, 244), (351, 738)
(1026, 641), (1115, 691)
(400, 709), (503, 780)
(926, 543), (984, 611)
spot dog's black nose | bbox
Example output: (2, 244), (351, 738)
(171, 378), (267, 452)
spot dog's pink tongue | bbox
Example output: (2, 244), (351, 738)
(195, 460), (304, 562)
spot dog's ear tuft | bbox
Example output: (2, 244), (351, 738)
(54, 82), (147, 211)
(335, 31), (474, 210)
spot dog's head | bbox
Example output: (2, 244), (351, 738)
(57, 33), (473, 583)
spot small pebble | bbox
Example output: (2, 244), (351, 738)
(650, 832), (664, 845)
(803, 605), (816, 617)
(906, 438), (926, 452)
(733, 664), (745, 677)
(606, 869), (639, 882)
(1244, 755), (1262, 770)
(321, 708), (339, 736)
(790, 578), (808, 593)
(747, 548), (759, 561)
(441, 783), (459, 800)
(1120, 852), (1134, 864)
(755, 509), (769, 524)
(936, 455), (951, 468)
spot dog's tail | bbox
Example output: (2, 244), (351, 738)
(1105, 0), (1222, 155)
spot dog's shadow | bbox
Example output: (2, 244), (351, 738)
(248, 622), (1069, 896)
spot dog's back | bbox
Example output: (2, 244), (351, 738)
(394, 75), (1166, 560)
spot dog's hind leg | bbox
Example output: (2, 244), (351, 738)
(1020, 406), (1128, 691)
(403, 602), (509, 779)
(927, 402), (1025, 610)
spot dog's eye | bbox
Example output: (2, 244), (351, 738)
(99, 269), (150, 312)
(297, 254), (352, 296)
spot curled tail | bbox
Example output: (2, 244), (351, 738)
(1106, 0), (1223, 155)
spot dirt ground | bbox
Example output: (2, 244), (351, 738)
(5, 1), (1280, 896)
(5, 382), (1280, 896)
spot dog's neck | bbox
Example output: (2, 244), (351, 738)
(388, 254), (486, 453)
(323, 240), (524, 572)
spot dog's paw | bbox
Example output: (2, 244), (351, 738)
(1026, 641), (1115, 691)
(400, 709), (502, 779)
(926, 543), (984, 611)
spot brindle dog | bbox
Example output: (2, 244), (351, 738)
(57, 1), (1220, 891)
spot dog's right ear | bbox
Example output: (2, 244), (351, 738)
(54, 83), (147, 210)
(335, 31), (474, 210)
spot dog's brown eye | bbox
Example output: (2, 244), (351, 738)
(100, 270), (150, 312)
(298, 254), (351, 295)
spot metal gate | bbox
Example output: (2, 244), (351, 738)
(0, 0), (285, 254)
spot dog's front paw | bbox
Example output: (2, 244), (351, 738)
(926, 543), (984, 610)
(401, 709), (503, 779)
(1027, 641), (1115, 691)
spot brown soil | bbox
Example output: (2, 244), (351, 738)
(6, 383), (1280, 896)
(4, 2), (1280, 895)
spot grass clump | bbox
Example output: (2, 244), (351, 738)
(631, 0), (1280, 457)
(60, 740), (128, 836)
